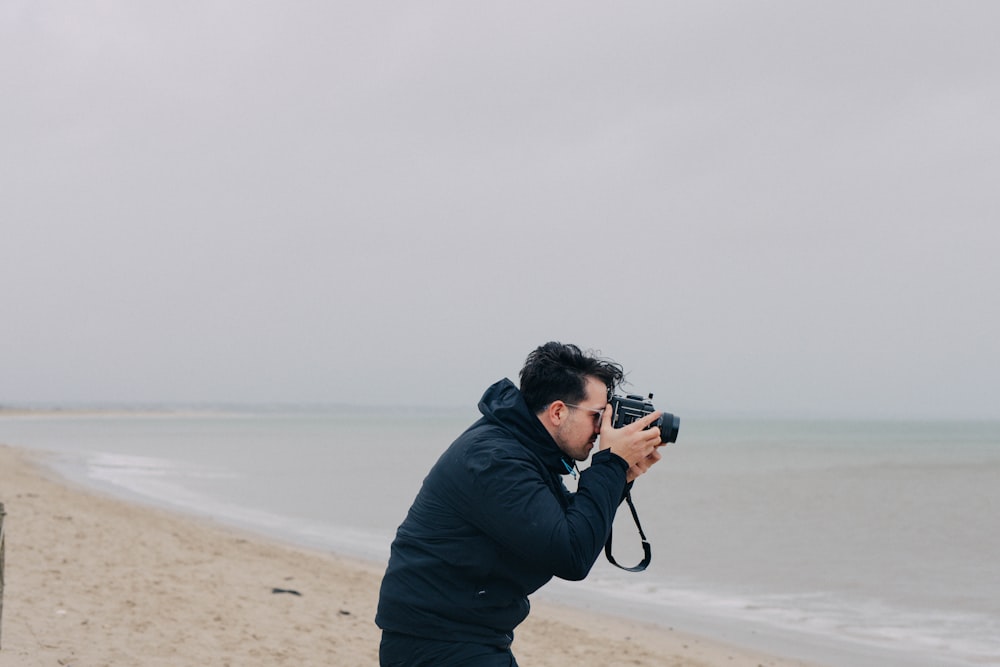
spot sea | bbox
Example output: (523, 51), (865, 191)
(1, 408), (997, 667)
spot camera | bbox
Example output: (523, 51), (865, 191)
(610, 393), (680, 444)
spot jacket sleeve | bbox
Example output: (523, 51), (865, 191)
(463, 446), (629, 581)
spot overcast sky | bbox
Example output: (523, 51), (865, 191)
(2, 1), (998, 419)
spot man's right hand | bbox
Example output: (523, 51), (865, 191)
(597, 409), (662, 470)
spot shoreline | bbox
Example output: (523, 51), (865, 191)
(0, 443), (824, 666)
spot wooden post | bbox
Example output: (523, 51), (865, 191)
(0, 501), (5, 650)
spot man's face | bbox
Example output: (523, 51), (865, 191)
(553, 376), (608, 461)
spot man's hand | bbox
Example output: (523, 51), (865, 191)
(597, 408), (663, 481)
(626, 448), (663, 483)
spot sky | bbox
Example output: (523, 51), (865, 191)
(2, 1), (998, 419)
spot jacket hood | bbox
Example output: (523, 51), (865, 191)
(477, 378), (570, 475)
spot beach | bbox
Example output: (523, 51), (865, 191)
(0, 444), (818, 666)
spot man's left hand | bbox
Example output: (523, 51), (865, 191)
(626, 446), (663, 483)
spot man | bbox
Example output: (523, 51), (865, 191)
(376, 342), (665, 666)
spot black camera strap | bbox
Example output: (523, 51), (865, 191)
(604, 488), (651, 572)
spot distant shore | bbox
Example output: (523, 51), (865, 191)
(0, 406), (242, 417)
(0, 444), (822, 666)
(0, 404), (476, 418)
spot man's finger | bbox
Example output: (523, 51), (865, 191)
(629, 410), (661, 431)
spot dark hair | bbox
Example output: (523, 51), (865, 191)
(519, 342), (625, 414)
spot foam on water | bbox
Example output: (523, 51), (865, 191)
(74, 451), (394, 561)
(548, 573), (1000, 666)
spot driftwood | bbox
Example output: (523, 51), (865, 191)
(0, 502), (5, 650)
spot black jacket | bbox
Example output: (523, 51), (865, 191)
(375, 378), (630, 646)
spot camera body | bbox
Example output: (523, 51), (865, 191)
(609, 393), (680, 444)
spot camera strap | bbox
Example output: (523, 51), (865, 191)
(604, 489), (651, 572)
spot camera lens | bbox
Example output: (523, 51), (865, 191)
(658, 413), (680, 444)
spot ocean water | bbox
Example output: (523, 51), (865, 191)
(1, 410), (997, 666)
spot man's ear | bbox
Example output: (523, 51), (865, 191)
(542, 401), (567, 427)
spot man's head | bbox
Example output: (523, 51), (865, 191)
(520, 342), (625, 461)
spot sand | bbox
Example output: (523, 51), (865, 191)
(0, 444), (822, 666)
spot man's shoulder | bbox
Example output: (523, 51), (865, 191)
(443, 421), (542, 473)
